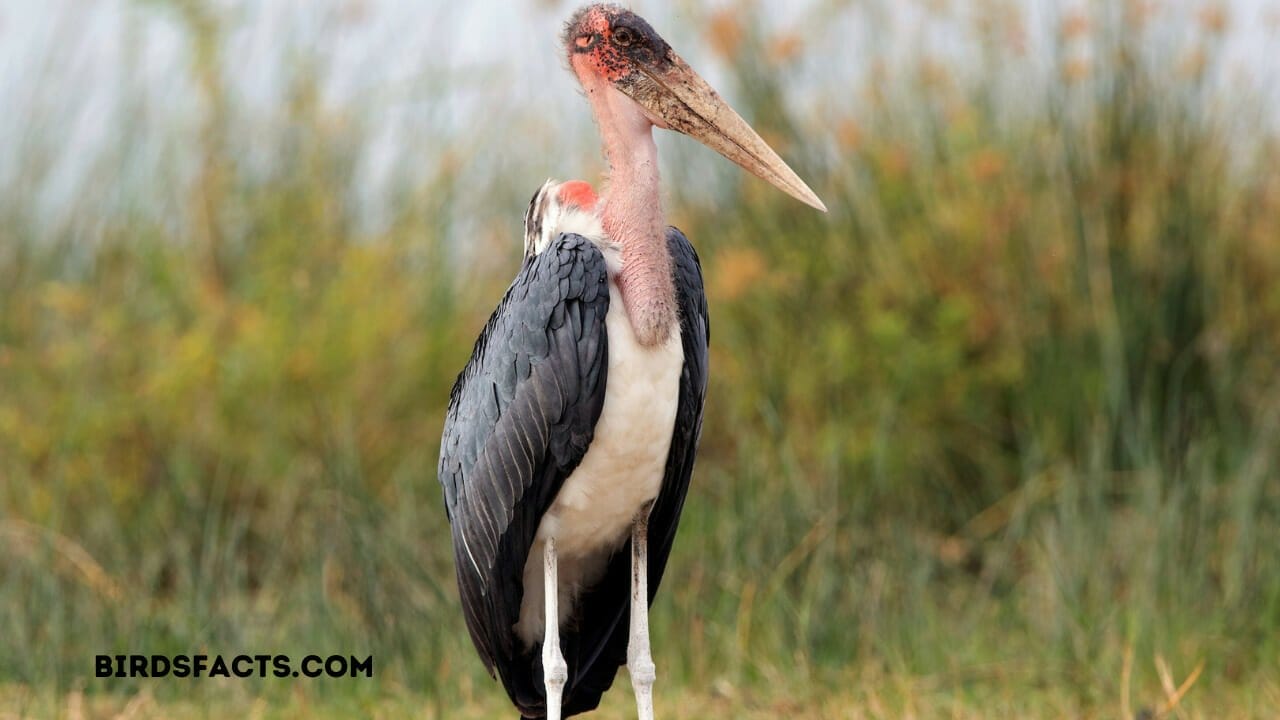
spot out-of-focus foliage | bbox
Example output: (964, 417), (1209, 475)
(2, 0), (1278, 715)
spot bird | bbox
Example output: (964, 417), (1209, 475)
(437, 5), (825, 719)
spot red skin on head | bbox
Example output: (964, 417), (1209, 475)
(568, 6), (635, 83)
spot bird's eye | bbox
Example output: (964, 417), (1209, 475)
(612, 27), (635, 47)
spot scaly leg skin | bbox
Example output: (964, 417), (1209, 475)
(628, 502), (657, 720)
(543, 537), (568, 720)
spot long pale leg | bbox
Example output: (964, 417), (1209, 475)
(543, 537), (568, 720)
(628, 503), (657, 720)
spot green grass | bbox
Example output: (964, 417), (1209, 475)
(3, 661), (1277, 719)
(3, 1), (1280, 718)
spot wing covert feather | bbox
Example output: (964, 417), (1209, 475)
(438, 234), (610, 691)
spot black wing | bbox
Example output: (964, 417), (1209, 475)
(438, 233), (610, 712)
(560, 226), (710, 717)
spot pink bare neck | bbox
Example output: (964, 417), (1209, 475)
(572, 59), (676, 347)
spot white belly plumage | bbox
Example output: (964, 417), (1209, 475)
(514, 278), (683, 646)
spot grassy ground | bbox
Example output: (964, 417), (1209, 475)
(3, 659), (1276, 719)
(3, 1), (1280, 718)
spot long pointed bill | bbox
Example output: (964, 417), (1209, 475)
(618, 50), (827, 212)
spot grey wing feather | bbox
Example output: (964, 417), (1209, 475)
(649, 226), (710, 563)
(437, 233), (610, 702)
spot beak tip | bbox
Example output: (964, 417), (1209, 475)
(795, 187), (828, 213)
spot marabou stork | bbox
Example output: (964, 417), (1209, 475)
(438, 5), (825, 719)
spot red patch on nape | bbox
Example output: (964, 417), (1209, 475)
(557, 180), (598, 210)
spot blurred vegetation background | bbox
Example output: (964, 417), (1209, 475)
(2, 0), (1279, 717)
